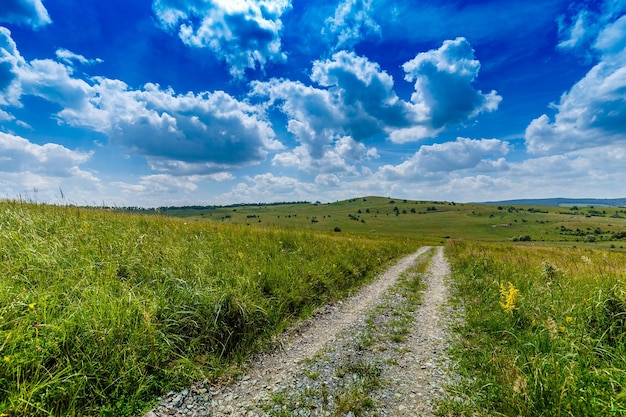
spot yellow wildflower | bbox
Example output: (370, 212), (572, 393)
(499, 282), (520, 314)
(3, 355), (10, 363)
(28, 303), (36, 310)
(565, 316), (574, 324)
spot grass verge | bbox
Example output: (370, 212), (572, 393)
(0, 201), (413, 416)
(439, 241), (626, 416)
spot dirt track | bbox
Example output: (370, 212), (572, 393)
(147, 246), (453, 416)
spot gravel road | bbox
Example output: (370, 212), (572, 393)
(146, 246), (454, 416)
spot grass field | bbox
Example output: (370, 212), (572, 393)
(441, 241), (626, 416)
(156, 196), (626, 246)
(0, 200), (412, 416)
(1, 196), (626, 416)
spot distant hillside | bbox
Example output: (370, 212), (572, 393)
(481, 198), (626, 207)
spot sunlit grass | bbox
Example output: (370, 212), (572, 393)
(0, 200), (412, 416)
(440, 241), (626, 416)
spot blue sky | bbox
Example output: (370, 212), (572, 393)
(0, 0), (625, 206)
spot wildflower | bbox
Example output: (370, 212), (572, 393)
(541, 261), (560, 281)
(565, 316), (574, 324)
(28, 303), (36, 310)
(546, 316), (558, 340)
(3, 355), (10, 363)
(513, 375), (528, 398)
(499, 282), (520, 314)
(238, 251), (244, 260)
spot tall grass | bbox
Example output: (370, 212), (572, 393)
(0, 201), (412, 416)
(441, 241), (626, 416)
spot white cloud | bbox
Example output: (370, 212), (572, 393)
(113, 174), (198, 196)
(335, 135), (370, 161)
(0, 131), (93, 176)
(558, 10), (595, 52)
(314, 173), (340, 187)
(526, 11), (626, 155)
(225, 173), (316, 203)
(558, 1), (626, 57)
(12, 55), (282, 173)
(401, 37), (502, 132)
(271, 142), (360, 175)
(379, 137), (510, 180)
(55, 49), (103, 66)
(0, 131), (100, 201)
(253, 52), (403, 163)
(0, 27), (25, 106)
(594, 14), (626, 55)
(0, 0), (51, 28)
(254, 40), (499, 173)
(323, 0), (381, 50)
(311, 50), (417, 136)
(152, 0), (291, 78)
(0, 108), (14, 121)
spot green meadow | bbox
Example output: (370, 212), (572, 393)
(1, 196), (626, 415)
(441, 241), (626, 416)
(156, 196), (626, 246)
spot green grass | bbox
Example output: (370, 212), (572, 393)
(155, 196), (626, 246)
(0, 200), (412, 416)
(3, 195), (626, 416)
(440, 241), (626, 416)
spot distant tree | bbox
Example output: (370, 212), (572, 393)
(333, 226), (342, 232)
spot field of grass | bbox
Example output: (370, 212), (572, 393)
(0, 200), (413, 416)
(2, 196), (626, 416)
(441, 241), (626, 416)
(156, 196), (626, 246)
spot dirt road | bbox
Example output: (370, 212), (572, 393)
(147, 246), (453, 416)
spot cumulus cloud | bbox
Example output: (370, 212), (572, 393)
(271, 134), (375, 175)
(0, 131), (93, 176)
(152, 0), (291, 78)
(378, 137), (509, 180)
(400, 37), (502, 131)
(253, 50), (410, 168)
(0, 0), (51, 28)
(0, 131), (100, 201)
(324, 0), (381, 50)
(311, 50), (417, 135)
(13, 56), (281, 174)
(0, 27), (24, 106)
(526, 10), (626, 155)
(113, 174), (198, 196)
(252, 52), (402, 161)
(226, 172), (316, 203)
(253, 40), (498, 172)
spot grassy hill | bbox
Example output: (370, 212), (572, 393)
(154, 196), (626, 247)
